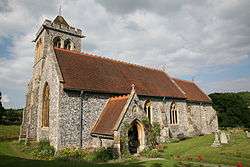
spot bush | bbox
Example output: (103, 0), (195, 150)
(55, 147), (87, 160)
(32, 140), (55, 159)
(0, 108), (23, 125)
(142, 118), (161, 149)
(91, 147), (118, 162)
(168, 138), (180, 143)
(140, 148), (161, 158)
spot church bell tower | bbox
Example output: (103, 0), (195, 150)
(33, 15), (85, 66)
(20, 15), (85, 140)
(31, 14), (85, 87)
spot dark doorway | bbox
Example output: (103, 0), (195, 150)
(128, 123), (139, 154)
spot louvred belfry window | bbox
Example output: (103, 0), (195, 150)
(53, 37), (61, 48)
(64, 39), (71, 50)
(42, 83), (50, 127)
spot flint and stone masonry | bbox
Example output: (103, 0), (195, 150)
(20, 15), (218, 153)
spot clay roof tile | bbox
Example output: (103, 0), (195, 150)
(54, 48), (186, 99)
(91, 95), (129, 136)
(173, 78), (211, 103)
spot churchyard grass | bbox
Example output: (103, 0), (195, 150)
(0, 125), (20, 141)
(164, 130), (250, 166)
(0, 125), (250, 166)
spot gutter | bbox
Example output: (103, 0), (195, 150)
(64, 87), (186, 100)
(91, 133), (114, 140)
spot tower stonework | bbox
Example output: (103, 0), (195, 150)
(20, 15), (84, 141)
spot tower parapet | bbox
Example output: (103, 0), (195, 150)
(34, 16), (84, 43)
(32, 15), (84, 68)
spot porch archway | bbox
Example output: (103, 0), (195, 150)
(128, 120), (145, 154)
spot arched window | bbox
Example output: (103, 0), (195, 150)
(144, 100), (152, 124)
(35, 38), (43, 62)
(64, 39), (72, 50)
(42, 83), (50, 127)
(53, 37), (61, 48)
(170, 101), (178, 124)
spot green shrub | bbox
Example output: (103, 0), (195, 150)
(0, 108), (23, 125)
(120, 123), (130, 158)
(32, 140), (55, 159)
(55, 147), (87, 160)
(140, 148), (161, 158)
(142, 117), (161, 149)
(168, 138), (180, 143)
(91, 147), (117, 162)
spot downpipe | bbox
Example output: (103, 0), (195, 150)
(80, 90), (84, 148)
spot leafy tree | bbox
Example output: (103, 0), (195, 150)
(0, 92), (23, 125)
(0, 91), (5, 124)
(238, 92), (250, 107)
(209, 92), (250, 128)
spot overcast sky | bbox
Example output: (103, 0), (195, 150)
(0, 0), (250, 108)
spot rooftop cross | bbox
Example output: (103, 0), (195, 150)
(58, 0), (63, 16)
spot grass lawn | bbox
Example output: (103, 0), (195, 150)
(0, 140), (177, 167)
(0, 125), (250, 167)
(0, 125), (20, 141)
(164, 131), (250, 166)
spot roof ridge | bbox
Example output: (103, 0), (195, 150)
(171, 78), (187, 96)
(173, 77), (211, 102)
(54, 47), (164, 73)
(173, 77), (195, 84)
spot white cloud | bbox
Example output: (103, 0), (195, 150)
(2, 94), (10, 103)
(205, 77), (250, 93)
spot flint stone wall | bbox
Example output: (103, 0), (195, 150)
(186, 102), (218, 136)
(118, 96), (190, 144)
(36, 46), (61, 150)
(58, 92), (110, 150)
(44, 28), (81, 52)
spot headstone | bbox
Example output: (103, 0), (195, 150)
(226, 133), (230, 142)
(211, 131), (221, 147)
(177, 133), (186, 140)
(220, 132), (228, 144)
(246, 131), (250, 138)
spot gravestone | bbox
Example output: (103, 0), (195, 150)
(226, 133), (230, 142)
(220, 132), (228, 144)
(211, 131), (221, 147)
(246, 131), (250, 138)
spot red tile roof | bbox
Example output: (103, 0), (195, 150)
(54, 48), (185, 98)
(173, 78), (211, 103)
(91, 95), (129, 136)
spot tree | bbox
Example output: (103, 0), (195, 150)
(0, 91), (3, 110)
(0, 91), (5, 124)
(209, 92), (250, 128)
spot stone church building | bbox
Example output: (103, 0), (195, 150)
(20, 15), (218, 153)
